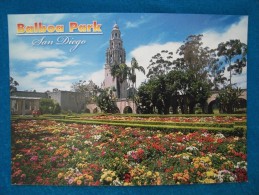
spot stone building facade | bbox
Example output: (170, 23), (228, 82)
(48, 90), (85, 113)
(11, 90), (86, 114)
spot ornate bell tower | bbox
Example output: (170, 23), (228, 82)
(103, 23), (128, 98)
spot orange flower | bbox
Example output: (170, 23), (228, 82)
(76, 179), (82, 185)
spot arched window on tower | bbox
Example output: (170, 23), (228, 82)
(115, 33), (117, 37)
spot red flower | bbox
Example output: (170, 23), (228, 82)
(234, 168), (248, 182)
(124, 173), (131, 182)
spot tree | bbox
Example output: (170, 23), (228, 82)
(96, 88), (118, 113)
(136, 82), (154, 114)
(71, 80), (100, 103)
(217, 39), (247, 85)
(147, 50), (173, 78)
(110, 63), (130, 98)
(53, 103), (61, 114)
(216, 85), (244, 113)
(174, 34), (213, 113)
(165, 70), (188, 114)
(10, 77), (19, 92)
(39, 98), (56, 114)
(128, 57), (145, 111)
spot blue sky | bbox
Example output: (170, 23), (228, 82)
(8, 13), (248, 92)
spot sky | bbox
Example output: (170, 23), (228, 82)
(8, 13), (248, 92)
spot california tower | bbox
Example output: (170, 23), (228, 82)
(103, 23), (128, 99)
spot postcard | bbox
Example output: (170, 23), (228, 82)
(9, 13), (248, 186)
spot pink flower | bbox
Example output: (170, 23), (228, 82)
(51, 156), (58, 162)
(68, 177), (74, 185)
(21, 174), (26, 179)
(72, 145), (79, 152)
(30, 155), (38, 162)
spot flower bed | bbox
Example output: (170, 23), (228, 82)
(12, 120), (247, 186)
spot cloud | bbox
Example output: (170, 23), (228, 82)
(26, 68), (62, 79)
(37, 58), (79, 68)
(47, 81), (72, 91)
(125, 15), (149, 29)
(85, 69), (105, 86)
(202, 16), (248, 49)
(9, 42), (66, 61)
(53, 75), (78, 81)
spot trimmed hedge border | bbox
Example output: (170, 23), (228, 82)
(79, 113), (246, 118)
(65, 118), (235, 128)
(54, 119), (246, 137)
(11, 117), (245, 137)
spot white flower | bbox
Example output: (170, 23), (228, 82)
(84, 140), (93, 145)
(183, 155), (190, 160)
(201, 133), (209, 137)
(186, 146), (199, 152)
(229, 177), (235, 182)
(112, 178), (122, 186)
(92, 134), (102, 141)
(234, 161), (247, 170)
(215, 133), (225, 139)
(127, 150), (135, 156)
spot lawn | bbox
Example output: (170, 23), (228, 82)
(11, 115), (247, 186)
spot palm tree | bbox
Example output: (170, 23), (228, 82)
(129, 57), (145, 111)
(110, 63), (130, 99)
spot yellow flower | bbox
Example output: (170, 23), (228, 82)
(203, 178), (216, 184)
(78, 176), (84, 180)
(106, 177), (112, 182)
(146, 171), (152, 177)
(194, 163), (199, 169)
(57, 173), (64, 179)
(206, 171), (215, 178)
(111, 172), (116, 177)
(124, 182), (132, 186)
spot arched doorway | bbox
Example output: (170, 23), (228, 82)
(85, 108), (90, 113)
(93, 107), (99, 113)
(123, 106), (133, 114)
(208, 100), (219, 114)
(113, 107), (120, 114)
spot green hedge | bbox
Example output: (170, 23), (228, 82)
(107, 113), (246, 118)
(71, 118), (235, 128)
(234, 121), (247, 126)
(51, 118), (245, 137)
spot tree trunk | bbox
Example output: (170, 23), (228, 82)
(116, 79), (120, 98)
(172, 96), (178, 114)
(189, 102), (195, 114)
